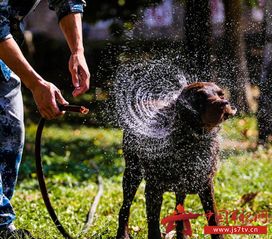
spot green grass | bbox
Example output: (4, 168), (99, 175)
(11, 116), (271, 238)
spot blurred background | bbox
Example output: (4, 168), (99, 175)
(14, 1), (271, 238)
(22, 0), (267, 127)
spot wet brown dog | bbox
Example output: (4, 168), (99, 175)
(116, 82), (236, 239)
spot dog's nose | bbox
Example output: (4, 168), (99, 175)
(221, 100), (229, 106)
(224, 104), (237, 119)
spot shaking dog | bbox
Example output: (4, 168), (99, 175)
(116, 82), (236, 239)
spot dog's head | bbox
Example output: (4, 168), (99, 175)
(177, 82), (236, 130)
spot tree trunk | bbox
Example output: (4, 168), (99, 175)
(222, 0), (250, 113)
(184, 0), (212, 82)
(257, 0), (272, 144)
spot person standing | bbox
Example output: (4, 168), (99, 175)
(0, 0), (90, 238)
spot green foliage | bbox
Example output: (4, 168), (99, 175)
(244, 0), (259, 7)
(12, 116), (271, 238)
(221, 115), (257, 142)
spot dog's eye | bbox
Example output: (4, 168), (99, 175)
(217, 91), (224, 99)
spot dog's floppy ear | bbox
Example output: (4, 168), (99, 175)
(174, 89), (203, 127)
(178, 84), (207, 113)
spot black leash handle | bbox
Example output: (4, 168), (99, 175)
(35, 105), (89, 239)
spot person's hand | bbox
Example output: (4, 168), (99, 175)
(0, 37), (69, 120)
(31, 80), (69, 120)
(69, 50), (90, 97)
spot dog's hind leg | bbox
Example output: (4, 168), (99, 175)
(116, 153), (142, 239)
(198, 182), (224, 239)
(175, 192), (187, 239)
(145, 182), (163, 239)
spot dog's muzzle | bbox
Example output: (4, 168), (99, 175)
(223, 101), (237, 120)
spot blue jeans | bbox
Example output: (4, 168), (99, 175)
(0, 60), (24, 228)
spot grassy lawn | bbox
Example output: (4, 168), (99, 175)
(12, 116), (271, 239)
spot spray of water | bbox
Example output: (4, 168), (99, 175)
(114, 58), (187, 141)
(113, 56), (215, 190)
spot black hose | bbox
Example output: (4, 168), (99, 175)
(35, 117), (74, 239)
(35, 105), (94, 239)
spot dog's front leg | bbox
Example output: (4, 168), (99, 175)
(116, 159), (142, 239)
(145, 182), (163, 239)
(198, 182), (224, 239)
(175, 192), (187, 239)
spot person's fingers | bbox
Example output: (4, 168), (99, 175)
(55, 90), (69, 114)
(72, 85), (88, 97)
(55, 89), (69, 106)
(69, 63), (80, 88)
(44, 87), (65, 119)
(35, 100), (52, 119)
(38, 106), (53, 120)
(43, 105), (58, 119)
(70, 66), (82, 97)
(69, 53), (90, 97)
(71, 71), (82, 97)
(72, 68), (90, 97)
(32, 80), (68, 119)
(72, 85), (84, 97)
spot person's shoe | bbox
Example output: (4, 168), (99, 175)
(0, 228), (37, 239)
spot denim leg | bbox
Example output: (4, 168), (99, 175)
(0, 67), (24, 228)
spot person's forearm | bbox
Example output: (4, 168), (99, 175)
(0, 37), (68, 119)
(59, 13), (84, 54)
(0, 37), (43, 90)
(59, 12), (90, 97)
